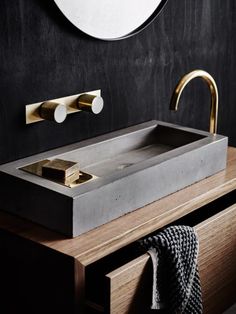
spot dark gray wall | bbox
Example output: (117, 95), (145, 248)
(0, 0), (235, 164)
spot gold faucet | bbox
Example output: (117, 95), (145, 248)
(170, 70), (218, 134)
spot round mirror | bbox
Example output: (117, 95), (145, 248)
(54, 0), (168, 41)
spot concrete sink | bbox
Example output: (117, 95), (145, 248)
(0, 121), (228, 237)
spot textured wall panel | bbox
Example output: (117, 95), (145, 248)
(0, 0), (235, 164)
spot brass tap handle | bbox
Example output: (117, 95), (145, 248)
(39, 101), (67, 123)
(77, 94), (104, 114)
(170, 70), (219, 134)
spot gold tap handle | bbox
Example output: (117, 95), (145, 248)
(77, 94), (104, 114)
(39, 101), (67, 123)
(170, 70), (219, 134)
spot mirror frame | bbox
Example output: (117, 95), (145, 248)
(54, 0), (168, 41)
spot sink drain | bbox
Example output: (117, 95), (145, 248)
(117, 163), (133, 170)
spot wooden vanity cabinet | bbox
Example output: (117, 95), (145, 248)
(85, 191), (236, 314)
(115, 202), (236, 314)
(0, 147), (235, 314)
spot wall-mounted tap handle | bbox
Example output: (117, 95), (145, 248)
(77, 94), (104, 114)
(39, 102), (67, 123)
(25, 90), (101, 124)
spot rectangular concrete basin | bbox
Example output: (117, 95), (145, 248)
(0, 121), (228, 237)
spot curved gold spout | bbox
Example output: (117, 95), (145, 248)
(170, 70), (218, 134)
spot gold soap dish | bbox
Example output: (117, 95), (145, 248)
(20, 159), (97, 188)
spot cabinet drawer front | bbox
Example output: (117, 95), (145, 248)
(196, 204), (236, 313)
(105, 203), (236, 314)
(105, 254), (152, 314)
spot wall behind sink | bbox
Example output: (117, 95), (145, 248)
(0, 0), (235, 164)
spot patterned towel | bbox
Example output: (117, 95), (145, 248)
(139, 225), (203, 313)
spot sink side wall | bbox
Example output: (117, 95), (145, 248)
(72, 137), (228, 237)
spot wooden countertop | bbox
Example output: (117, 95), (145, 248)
(0, 147), (235, 266)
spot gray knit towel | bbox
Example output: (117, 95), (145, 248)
(139, 225), (203, 313)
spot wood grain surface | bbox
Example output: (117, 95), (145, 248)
(0, 0), (235, 165)
(197, 204), (236, 313)
(104, 204), (236, 314)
